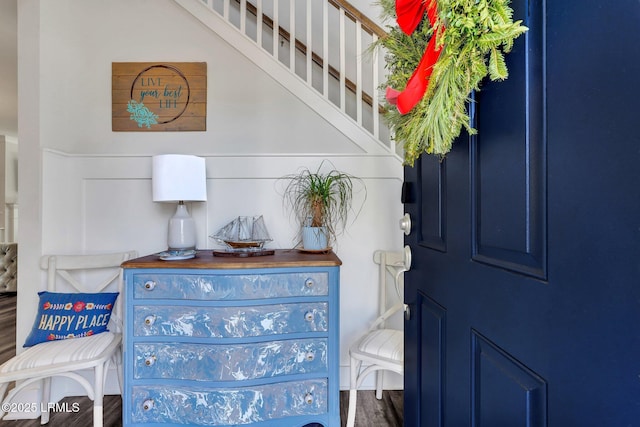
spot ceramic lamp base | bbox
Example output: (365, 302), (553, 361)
(167, 202), (197, 251)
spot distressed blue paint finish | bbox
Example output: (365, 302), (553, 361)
(133, 272), (329, 300)
(133, 303), (329, 338)
(134, 339), (328, 381)
(131, 380), (328, 425)
(123, 258), (341, 426)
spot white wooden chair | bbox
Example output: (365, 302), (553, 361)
(346, 249), (410, 427)
(0, 251), (136, 426)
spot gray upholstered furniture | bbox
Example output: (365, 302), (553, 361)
(0, 243), (16, 293)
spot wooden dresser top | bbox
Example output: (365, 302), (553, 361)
(122, 249), (342, 270)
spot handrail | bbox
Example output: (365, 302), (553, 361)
(327, 0), (386, 38)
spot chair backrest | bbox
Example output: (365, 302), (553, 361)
(39, 251), (137, 333)
(372, 250), (410, 329)
(0, 242), (17, 292)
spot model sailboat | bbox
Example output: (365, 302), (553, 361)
(211, 215), (272, 251)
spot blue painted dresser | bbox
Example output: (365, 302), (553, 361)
(121, 250), (341, 427)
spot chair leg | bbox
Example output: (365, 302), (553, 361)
(346, 357), (362, 427)
(375, 370), (384, 400)
(93, 364), (105, 427)
(40, 377), (51, 425)
(346, 389), (358, 427)
(114, 351), (123, 395)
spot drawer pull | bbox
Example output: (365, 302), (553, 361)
(142, 399), (154, 411)
(143, 280), (156, 291)
(305, 352), (315, 362)
(304, 311), (314, 322)
(305, 278), (315, 288)
(144, 355), (156, 366)
(144, 315), (157, 326)
(304, 392), (314, 405)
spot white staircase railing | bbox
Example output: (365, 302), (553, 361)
(175, 0), (395, 156)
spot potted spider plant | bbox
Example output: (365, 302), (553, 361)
(281, 162), (365, 251)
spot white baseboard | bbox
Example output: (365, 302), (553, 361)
(339, 364), (404, 391)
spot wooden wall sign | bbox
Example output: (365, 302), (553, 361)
(112, 62), (206, 131)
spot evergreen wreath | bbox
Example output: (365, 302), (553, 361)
(376, 0), (528, 165)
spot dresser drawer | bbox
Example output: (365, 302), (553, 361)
(133, 302), (328, 338)
(133, 272), (329, 300)
(131, 379), (327, 425)
(133, 338), (328, 381)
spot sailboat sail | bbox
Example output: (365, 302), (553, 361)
(211, 216), (272, 249)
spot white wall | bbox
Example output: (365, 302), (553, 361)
(0, 0), (18, 138)
(17, 0), (403, 414)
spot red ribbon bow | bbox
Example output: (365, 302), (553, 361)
(386, 0), (443, 115)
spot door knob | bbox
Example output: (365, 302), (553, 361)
(404, 304), (411, 321)
(403, 245), (412, 271)
(399, 213), (412, 235)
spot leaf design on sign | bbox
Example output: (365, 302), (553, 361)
(127, 99), (159, 128)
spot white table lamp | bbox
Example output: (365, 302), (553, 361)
(152, 154), (207, 251)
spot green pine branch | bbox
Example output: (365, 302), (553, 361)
(374, 0), (528, 165)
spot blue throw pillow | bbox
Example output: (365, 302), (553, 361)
(23, 291), (119, 347)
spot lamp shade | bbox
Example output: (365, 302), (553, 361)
(152, 154), (207, 202)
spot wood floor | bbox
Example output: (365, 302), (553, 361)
(0, 293), (402, 426)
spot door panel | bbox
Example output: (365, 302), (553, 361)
(417, 155), (447, 252)
(471, 330), (547, 427)
(470, 0), (546, 279)
(421, 294), (446, 427)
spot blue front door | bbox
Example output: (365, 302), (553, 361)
(403, 0), (640, 425)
